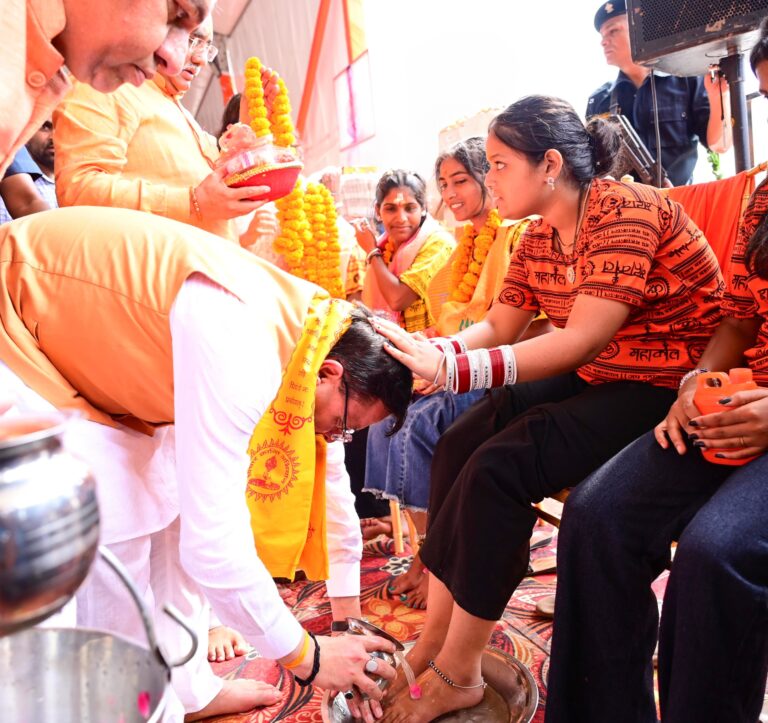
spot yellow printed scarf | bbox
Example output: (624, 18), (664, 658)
(245, 295), (352, 581)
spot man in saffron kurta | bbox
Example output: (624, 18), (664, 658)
(53, 18), (261, 243)
(0, 207), (410, 720)
(1, 0), (210, 176)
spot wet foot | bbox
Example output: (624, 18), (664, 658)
(380, 665), (484, 722)
(208, 625), (250, 662)
(184, 679), (281, 721)
(383, 639), (438, 705)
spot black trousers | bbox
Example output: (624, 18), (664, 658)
(419, 373), (676, 621)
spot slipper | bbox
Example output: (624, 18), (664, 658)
(528, 555), (557, 576)
(529, 535), (553, 552)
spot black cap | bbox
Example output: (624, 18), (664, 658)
(594, 0), (626, 31)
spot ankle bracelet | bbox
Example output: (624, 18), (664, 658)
(428, 660), (486, 690)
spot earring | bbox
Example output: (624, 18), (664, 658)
(547, 177), (556, 190)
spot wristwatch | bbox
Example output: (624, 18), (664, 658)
(330, 621), (349, 633)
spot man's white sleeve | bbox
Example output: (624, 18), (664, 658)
(324, 440), (362, 597)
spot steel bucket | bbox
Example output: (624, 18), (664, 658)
(0, 547), (198, 722)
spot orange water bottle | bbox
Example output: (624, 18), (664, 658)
(693, 368), (758, 465)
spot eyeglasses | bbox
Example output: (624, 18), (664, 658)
(328, 378), (355, 444)
(189, 36), (218, 62)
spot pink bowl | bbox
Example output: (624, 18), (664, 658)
(224, 161), (303, 202)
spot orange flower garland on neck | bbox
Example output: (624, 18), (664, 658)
(450, 209), (501, 302)
(244, 56), (344, 297)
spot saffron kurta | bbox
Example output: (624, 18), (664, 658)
(0, 0), (70, 176)
(54, 76), (236, 242)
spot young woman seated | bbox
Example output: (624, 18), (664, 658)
(370, 95), (724, 722)
(362, 137), (549, 609)
(545, 34), (768, 722)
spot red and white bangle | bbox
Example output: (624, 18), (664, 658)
(448, 345), (518, 394)
(429, 335), (467, 355)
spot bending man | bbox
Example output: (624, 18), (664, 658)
(0, 207), (412, 721)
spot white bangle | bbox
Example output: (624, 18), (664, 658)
(502, 345), (518, 386)
(678, 368), (708, 390)
(432, 352), (447, 387)
(365, 248), (383, 265)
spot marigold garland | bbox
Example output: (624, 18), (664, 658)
(450, 209), (502, 302)
(382, 237), (396, 266)
(243, 56), (344, 297)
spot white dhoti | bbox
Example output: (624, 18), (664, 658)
(65, 420), (222, 720)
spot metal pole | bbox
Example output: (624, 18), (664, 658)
(720, 52), (752, 172)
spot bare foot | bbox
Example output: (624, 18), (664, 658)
(388, 553), (426, 596)
(383, 638), (438, 705)
(361, 516), (393, 541)
(184, 679), (281, 721)
(380, 665), (484, 722)
(208, 625), (250, 662)
(395, 571), (428, 610)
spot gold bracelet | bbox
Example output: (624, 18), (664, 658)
(282, 630), (311, 670)
(189, 187), (203, 222)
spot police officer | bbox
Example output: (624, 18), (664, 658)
(586, 0), (731, 185)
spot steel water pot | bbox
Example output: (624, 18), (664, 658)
(0, 413), (99, 636)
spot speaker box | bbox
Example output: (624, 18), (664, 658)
(626, 0), (768, 76)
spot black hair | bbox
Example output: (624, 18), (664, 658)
(218, 93), (242, 141)
(488, 95), (622, 185)
(745, 212), (768, 279)
(374, 169), (427, 211)
(750, 17), (768, 73)
(327, 306), (413, 434)
(434, 136), (491, 211)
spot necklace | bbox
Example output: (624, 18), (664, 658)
(553, 182), (591, 284)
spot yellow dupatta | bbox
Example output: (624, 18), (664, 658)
(245, 295), (352, 580)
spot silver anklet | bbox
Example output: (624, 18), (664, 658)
(428, 660), (487, 690)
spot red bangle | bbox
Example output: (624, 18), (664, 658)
(456, 353), (471, 394)
(489, 348), (505, 387)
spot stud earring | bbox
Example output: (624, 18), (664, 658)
(547, 177), (556, 190)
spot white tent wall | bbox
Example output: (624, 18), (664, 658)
(185, 0), (348, 175)
(187, 0), (745, 184)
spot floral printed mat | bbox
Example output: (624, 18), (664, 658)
(207, 527), (668, 722)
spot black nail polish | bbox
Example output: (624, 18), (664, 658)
(692, 440), (705, 448)
(689, 420), (699, 427)
(688, 433), (699, 441)
(718, 397), (732, 405)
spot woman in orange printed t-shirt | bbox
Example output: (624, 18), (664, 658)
(371, 95), (724, 723)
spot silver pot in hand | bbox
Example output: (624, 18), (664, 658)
(345, 617), (404, 691)
(0, 414), (99, 636)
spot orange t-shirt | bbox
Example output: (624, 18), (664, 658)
(721, 178), (768, 385)
(498, 178), (723, 389)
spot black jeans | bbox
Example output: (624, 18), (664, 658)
(420, 373), (676, 621)
(546, 431), (768, 723)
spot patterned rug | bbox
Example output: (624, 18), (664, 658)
(206, 527), (667, 722)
